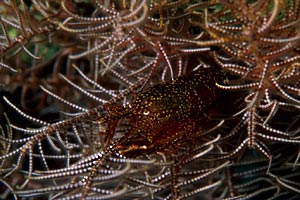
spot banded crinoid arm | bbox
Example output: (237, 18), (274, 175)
(221, 153), (300, 199)
(0, 0), (69, 73)
(184, 2), (300, 196)
(57, 0), (212, 84)
(0, 99), (157, 199)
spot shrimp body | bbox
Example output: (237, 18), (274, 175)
(113, 67), (223, 157)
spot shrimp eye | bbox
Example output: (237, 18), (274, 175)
(143, 110), (150, 115)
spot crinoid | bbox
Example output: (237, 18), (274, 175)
(190, 0), (300, 196)
(1, 0), (300, 200)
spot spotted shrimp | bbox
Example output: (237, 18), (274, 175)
(102, 66), (224, 157)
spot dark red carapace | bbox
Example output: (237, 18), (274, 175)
(103, 67), (223, 157)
